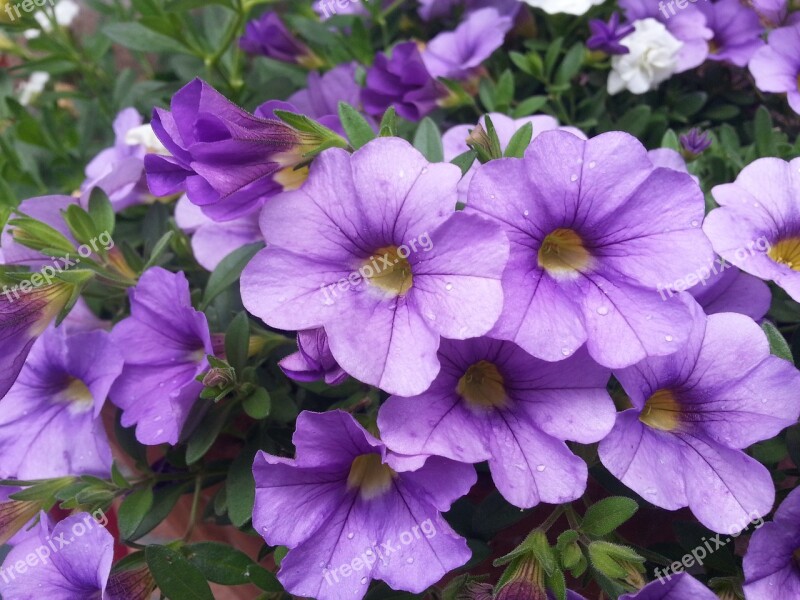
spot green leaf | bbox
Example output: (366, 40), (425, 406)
(87, 189), (115, 236)
(580, 497), (639, 536)
(242, 387), (271, 420)
(184, 542), (282, 591)
(146, 545), (214, 600)
(546, 568), (567, 600)
(142, 231), (174, 270)
(102, 22), (191, 54)
(186, 401), (232, 465)
(504, 123), (533, 158)
(413, 118), (444, 163)
(118, 486), (154, 541)
(754, 106), (775, 157)
(660, 129), (681, 152)
(513, 96), (548, 118)
(225, 311), (250, 373)
(338, 102), (375, 150)
(451, 150), (477, 177)
(201, 242), (263, 309)
(554, 43), (584, 85)
(762, 321), (793, 362)
(64, 205), (99, 248)
(379, 107), (397, 137)
(130, 483), (192, 540)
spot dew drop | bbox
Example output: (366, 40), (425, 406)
(570, 174), (578, 182)
(576, 158), (584, 164)
(347, 532), (355, 540)
(644, 488), (657, 496)
(155, 429), (163, 437)
(536, 464), (546, 472)
(596, 306), (609, 316)
(406, 558), (414, 564)
(445, 283), (453, 291)
(523, 209), (529, 216)
(588, 161), (597, 169)
(665, 335), (673, 342)
(691, 220), (699, 227)
(753, 202), (760, 208)
(361, 577), (368, 585)
(561, 347), (571, 356)
(421, 167), (428, 174)
(319, 561), (326, 568)
(426, 312), (437, 321)
(490, 194), (496, 199)
(761, 398), (767, 404)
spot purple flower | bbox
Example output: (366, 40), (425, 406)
(280, 329), (347, 386)
(679, 127), (712, 156)
(0, 327), (121, 479)
(288, 62), (362, 124)
(0, 281), (74, 400)
(598, 304), (800, 533)
(749, 22), (800, 115)
(239, 11), (321, 67)
(466, 131), (714, 369)
(418, 0), (521, 20)
(379, 337), (614, 508)
(174, 195), (262, 272)
(621, 0), (713, 71)
(588, 13), (635, 55)
(240, 138), (508, 396)
(0, 512), (113, 599)
(696, 0), (764, 66)
(688, 259), (771, 320)
(253, 410), (475, 600)
(361, 42), (446, 122)
(743, 487), (800, 598)
(0, 195), (76, 270)
(750, 0), (790, 27)
(422, 8), (513, 79)
(145, 79), (320, 221)
(704, 157), (800, 301)
(621, 573), (717, 599)
(110, 267), (214, 445)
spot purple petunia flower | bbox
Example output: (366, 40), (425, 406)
(679, 128), (712, 156)
(239, 11), (321, 67)
(748, 22), (800, 115)
(688, 259), (771, 320)
(174, 195), (262, 272)
(598, 304), (800, 533)
(0, 512), (114, 599)
(361, 42), (446, 122)
(378, 337), (614, 508)
(418, 0), (521, 20)
(587, 13), (635, 55)
(288, 62), (362, 124)
(253, 410), (475, 600)
(621, 572), (717, 599)
(422, 8), (513, 80)
(750, 0), (791, 27)
(466, 130), (714, 369)
(696, 0), (764, 67)
(110, 267), (214, 445)
(704, 157), (800, 301)
(0, 281), (74, 400)
(144, 78), (322, 221)
(620, 0), (713, 72)
(240, 138), (508, 396)
(0, 327), (122, 479)
(743, 487), (800, 598)
(279, 329), (347, 386)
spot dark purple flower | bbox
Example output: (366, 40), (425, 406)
(253, 410), (475, 600)
(696, 0), (764, 67)
(680, 127), (712, 156)
(280, 329), (347, 386)
(621, 573), (717, 599)
(587, 13), (635, 55)
(110, 267), (214, 445)
(748, 22), (800, 115)
(0, 327), (122, 479)
(379, 337), (614, 508)
(361, 42), (446, 122)
(599, 303), (800, 533)
(743, 487), (800, 598)
(239, 11), (321, 68)
(145, 79), (322, 221)
(0, 512), (114, 599)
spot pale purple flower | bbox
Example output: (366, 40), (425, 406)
(696, 0), (764, 66)
(279, 329), (347, 386)
(688, 260), (771, 320)
(748, 22), (800, 115)
(621, 573), (717, 599)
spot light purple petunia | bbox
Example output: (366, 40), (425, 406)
(422, 8), (513, 80)
(621, 572), (717, 599)
(696, 0), (764, 67)
(748, 22), (800, 115)
(743, 486), (800, 599)
(144, 78), (318, 221)
(239, 11), (320, 67)
(0, 512), (114, 600)
(0, 327), (122, 479)
(253, 410), (475, 600)
(240, 138), (508, 396)
(287, 62), (362, 127)
(378, 337), (614, 508)
(361, 42), (445, 122)
(750, 0), (791, 27)
(621, 0), (713, 71)
(0, 195), (76, 269)
(110, 267), (214, 445)
(704, 157), (800, 301)
(418, 0), (520, 20)
(688, 259), (771, 320)
(466, 130), (714, 369)
(174, 195), (262, 272)
(279, 329), (347, 386)
(598, 304), (800, 533)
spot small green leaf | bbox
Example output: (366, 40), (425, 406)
(118, 486), (154, 541)
(413, 118), (444, 162)
(451, 150), (477, 176)
(580, 497), (639, 536)
(379, 107), (397, 137)
(184, 542), (282, 590)
(504, 123), (533, 158)
(225, 311), (250, 373)
(143, 231), (174, 271)
(146, 545), (214, 600)
(201, 242), (263, 308)
(87, 188), (115, 236)
(102, 22), (191, 54)
(338, 102), (375, 150)
(242, 387), (271, 420)
(761, 321), (793, 362)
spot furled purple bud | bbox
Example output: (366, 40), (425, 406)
(680, 127), (713, 158)
(239, 11), (323, 68)
(587, 13), (634, 55)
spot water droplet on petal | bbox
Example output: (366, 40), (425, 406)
(523, 209), (529, 216)
(596, 306), (609, 316)
(347, 532), (355, 539)
(536, 464), (546, 472)
(490, 194), (496, 199)
(665, 335), (673, 342)
(589, 161), (597, 169)
(445, 283), (453, 291)
(426, 312), (436, 321)
(406, 557), (414, 564)
(691, 220), (699, 227)
(570, 174), (578, 182)
(421, 167), (428, 174)
(360, 577), (368, 585)
(561, 347), (571, 356)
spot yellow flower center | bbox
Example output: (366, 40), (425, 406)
(274, 165), (309, 191)
(639, 389), (681, 432)
(347, 454), (395, 500)
(58, 378), (94, 413)
(457, 361), (508, 409)
(364, 246), (413, 296)
(538, 229), (592, 276)
(769, 237), (800, 270)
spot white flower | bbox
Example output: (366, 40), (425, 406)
(608, 18), (683, 95)
(18, 71), (49, 106)
(125, 123), (169, 155)
(24, 0), (80, 39)
(522, 0), (605, 16)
